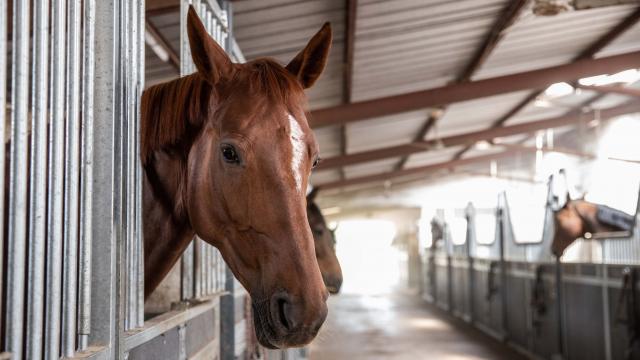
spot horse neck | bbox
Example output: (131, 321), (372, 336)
(143, 150), (196, 298)
(573, 201), (615, 234)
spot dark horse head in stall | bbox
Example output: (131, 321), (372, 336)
(551, 194), (635, 257)
(307, 188), (343, 294)
(430, 216), (445, 248)
(140, 6), (333, 349)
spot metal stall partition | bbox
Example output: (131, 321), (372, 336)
(0, 0), (144, 358)
(467, 202), (507, 340)
(444, 207), (473, 322)
(498, 184), (562, 359)
(559, 184), (640, 360)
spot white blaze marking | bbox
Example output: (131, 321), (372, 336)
(288, 113), (305, 192)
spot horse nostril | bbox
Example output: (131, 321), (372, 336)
(272, 292), (294, 331)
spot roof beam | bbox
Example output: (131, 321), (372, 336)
(145, 20), (180, 70)
(315, 101), (640, 170)
(339, 0), (358, 180)
(146, 0), (179, 15)
(576, 84), (640, 97)
(309, 51), (640, 128)
(317, 150), (529, 190)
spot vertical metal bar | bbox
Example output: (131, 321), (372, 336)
(555, 258), (566, 358)
(45, 0), (67, 358)
(121, 0), (129, 330)
(88, 0), (123, 357)
(221, 265), (236, 360)
(78, 0), (96, 351)
(601, 248), (612, 360)
(136, 0), (146, 329)
(62, 0), (82, 355)
(5, 0), (30, 358)
(128, 0), (137, 329)
(26, 0), (50, 357)
(0, 0), (6, 341)
(194, 238), (200, 298)
(180, 0), (195, 301)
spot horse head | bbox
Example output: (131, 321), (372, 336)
(551, 196), (587, 257)
(306, 188), (343, 294)
(145, 7), (332, 349)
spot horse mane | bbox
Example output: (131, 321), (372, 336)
(140, 73), (211, 165)
(140, 59), (305, 166)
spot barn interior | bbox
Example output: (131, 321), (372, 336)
(1, 0), (640, 359)
(142, 1), (640, 358)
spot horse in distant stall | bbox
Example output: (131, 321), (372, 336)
(306, 188), (342, 294)
(551, 195), (635, 257)
(430, 217), (446, 248)
(140, 6), (333, 349)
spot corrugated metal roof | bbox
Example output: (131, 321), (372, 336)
(352, 0), (506, 101)
(475, 4), (638, 79)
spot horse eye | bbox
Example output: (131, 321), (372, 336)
(312, 157), (321, 169)
(220, 144), (240, 164)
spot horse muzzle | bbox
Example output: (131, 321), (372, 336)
(252, 290), (327, 349)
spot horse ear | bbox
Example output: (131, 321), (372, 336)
(286, 23), (332, 89)
(187, 6), (233, 84)
(307, 187), (319, 202)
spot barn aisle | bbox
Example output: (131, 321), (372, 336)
(309, 289), (526, 360)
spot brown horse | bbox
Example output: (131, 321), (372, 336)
(140, 7), (332, 348)
(306, 188), (342, 294)
(551, 196), (635, 257)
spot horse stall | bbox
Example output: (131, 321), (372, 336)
(0, 1), (306, 359)
(420, 172), (640, 360)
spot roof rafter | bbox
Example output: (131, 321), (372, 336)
(315, 101), (640, 170)
(309, 50), (640, 128)
(339, 0), (358, 180)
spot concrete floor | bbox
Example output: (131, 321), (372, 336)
(308, 290), (527, 360)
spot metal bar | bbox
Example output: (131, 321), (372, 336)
(181, 0), (195, 300)
(0, 0), (6, 341)
(130, 0), (139, 329)
(78, 0), (96, 351)
(88, 0), (121, 355)
(555, 258), (567, 359)
(310, 51), (640, 127)
(124, 299), (218, 351)
(137, 0), (146, 329)
(26, 0), (50, 357)
(124, 0), (136, 330)
(5, 0), (30, 357)
(62, 0), (83, 355)
(601, 251), (613, 360)
(44, 0), (67, 357)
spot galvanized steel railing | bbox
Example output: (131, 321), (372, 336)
(0, 0), (250, 358)
(0, 0), (144, 358)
